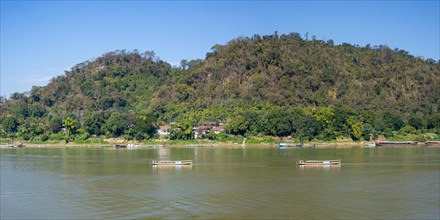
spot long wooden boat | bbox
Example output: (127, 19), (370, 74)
(425, 141), (440, 146)
(297, 159), (341, 166)
(150, 160), (193, 166)
(376, 141), (417, 147)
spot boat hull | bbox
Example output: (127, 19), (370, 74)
(297, 160), (341, 166)
(364, 142), (376, 147)
(425, 141), (440, 146)
(150, 160), (192, 166)
(376, 141), (417, 147)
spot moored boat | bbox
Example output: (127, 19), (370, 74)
(364, 142), (376, 147)
(425, 141), (440, 146)
(0, 144), (14, 149)
(376, 141), (417, 147)
(279, 143), (288, 148)
(150, 160), (193, 165)
(115, 144), (127, 149)
(279, 143), (303, 148)
(0, 142), (23, 148)
(297, 159), (341, 166)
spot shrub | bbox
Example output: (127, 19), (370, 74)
(50, 132), (65, 140)
(75, 132), (90, 141)
(398, 125), (417, 135)
(383, 128), (394, 138)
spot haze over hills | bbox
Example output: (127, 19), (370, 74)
(1, 32), (439, 142)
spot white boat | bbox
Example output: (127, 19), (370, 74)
(297, 159), (341, 166)
(150, 160), (193, 166)
(364, 142), (376, 147)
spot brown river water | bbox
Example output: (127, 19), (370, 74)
(1, 146), (439, 219)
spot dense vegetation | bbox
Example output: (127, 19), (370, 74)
(1, 32), (439, 143)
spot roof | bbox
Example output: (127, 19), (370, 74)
(159, 125), (171, 130)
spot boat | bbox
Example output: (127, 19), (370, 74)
(279, 143), (288, 148)
(425, 141), (440, 146)
(0, 144), (14, 149)
(376, 141), (417, 147)
(150, 160), (193, 166)
(146, 144), (164, 148)
(187, 144), (216, 148)
(115, 144), (127, 149)
(364, 142), (376, 147)
(279, 143), (303, 148)
(297, 159), (341, 166)
(0, 142), (23, 148)
(127, 144), (140, 149)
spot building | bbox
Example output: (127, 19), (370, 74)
(193, 121), (224, 139)
(157, 125), (171, 136)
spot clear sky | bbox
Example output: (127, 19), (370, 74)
(1, 1), (439, 98)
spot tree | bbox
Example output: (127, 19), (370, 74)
(362, 123), (374, 141)
(350, 122), (363, 141)
(408, 114), (427, 130)
(105, 112), (130, 137)
(132, 114), (156, 140)
(173, 112), (196, 140)
(3, 117), (18, 133)
(346, 115), (363, 141)
(224, 113), (249, 135)
(180, 59), (189, 70)
(312, 107), (335, 128)
(427, 113), (440, 131)
(28, 103), (46, 117)
(382, 112), (404, 131)
(0, 95), (5, 107)
(48, 116), (63, 133)
(291, 109), (321, 142)
(262, 107), (292, 136)
(333, 108), (351, 137)
(83, 111), (108, 135)
(142, 50), (156, 61)
(62, 117), (77, 141)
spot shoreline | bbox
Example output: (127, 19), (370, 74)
(0, 141), (374, 149)
(2, 140), (437, 149)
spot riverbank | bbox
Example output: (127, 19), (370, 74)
(3, 138), (438, 149)
(2, 132), (438, 149)
(0, 140), (372, 149)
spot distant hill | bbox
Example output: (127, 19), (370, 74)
(154, 33), (439, 113)
(1, 33), (439, 141)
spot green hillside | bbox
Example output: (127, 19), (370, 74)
(1, 33), (439, 143)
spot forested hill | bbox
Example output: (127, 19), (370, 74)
(1, 32), (440, 142)
(155, 33), (439, 113)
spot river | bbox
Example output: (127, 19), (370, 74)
(1, 146), (439, 219)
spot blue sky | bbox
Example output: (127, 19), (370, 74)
(1, 1), (439, 98)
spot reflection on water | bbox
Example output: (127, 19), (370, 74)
(1, 147), (439, 219)
(298, 164), (341, 171)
